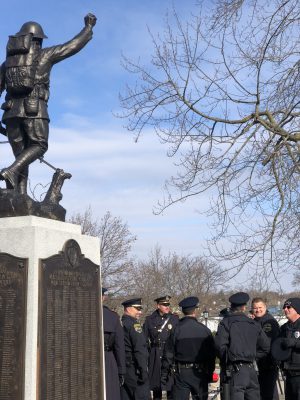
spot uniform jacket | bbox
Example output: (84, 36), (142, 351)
(279, 316), (300, 371)
(103, 306), (126, 400)
(122, 314), (148, 388)
(0, 24), (93, 121)
(162, 316), (215, 377)
(143, 310), (178, 390)
(254, 311), (280, 370)
(215, 312), (270, 365)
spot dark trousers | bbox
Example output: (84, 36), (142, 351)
(258, 368), (279, 400)
(152, 389), (173, 399)
(229, 364), (260, 400)
(285, 373), (300, 400)
(173, 368), (209, 400)
(121, 381), (150, 400)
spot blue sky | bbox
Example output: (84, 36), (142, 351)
(0, 1), (294, 292)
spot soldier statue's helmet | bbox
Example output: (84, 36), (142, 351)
(15, 21), (48, 39)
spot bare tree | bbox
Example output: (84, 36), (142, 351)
(69, 207), (137, 293)
(128, 246), (226, 314)
(120, 0), (300, 285)
(293, 267), (300, 289)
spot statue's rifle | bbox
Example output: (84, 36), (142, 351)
(0, 139), (58, 172)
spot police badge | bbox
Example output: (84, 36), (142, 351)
(294, 331), (300, 339)
(134, 323), (142, 333)
(167, 324), (172, 330)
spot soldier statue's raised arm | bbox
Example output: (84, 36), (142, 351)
(0, 13), (96, 194)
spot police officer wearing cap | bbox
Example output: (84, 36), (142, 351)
(215, 292), (270, 400)
(102, 288), (126, 400)
(161, 296), (215, 400)
(143, 295), (178, 400)
(121, 298), (150, 400)
(0, 14), (96, 193)
(272, 297), (300, 399)
(250, 297), (280, 400)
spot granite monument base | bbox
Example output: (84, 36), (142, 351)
(0, 216), (101, 400)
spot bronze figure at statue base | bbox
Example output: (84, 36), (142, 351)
(0, 168), (71, 221)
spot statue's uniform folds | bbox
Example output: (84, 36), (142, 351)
(0, 16), (95, 194)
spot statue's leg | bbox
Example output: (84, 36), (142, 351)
(0, 118), (25, 190)
(0, 118), (49, 191)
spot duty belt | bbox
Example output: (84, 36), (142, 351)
(177, 362), (200, 369)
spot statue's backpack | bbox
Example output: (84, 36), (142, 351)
(5, 33), (38, 96)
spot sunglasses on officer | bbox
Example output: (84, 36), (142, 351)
(283, 305), (292, 310)
(132, 306), (143, 311)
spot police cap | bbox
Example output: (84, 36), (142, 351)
(283, 297), (300, 314)
(219, 307), (230, 318)
(122, 298), (143, 309)
(154, 295), (171, 305)
(179, 296), (199, 312)
(229, 292), (249, 306)
(101, 287), (108, 295)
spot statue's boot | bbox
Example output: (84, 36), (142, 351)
(0, 168), (18, 189)
(0, 146), (43, 190)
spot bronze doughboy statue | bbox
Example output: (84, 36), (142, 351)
(0, 14), (97, 194)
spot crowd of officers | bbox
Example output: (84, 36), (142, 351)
(102, 288), (300, 400)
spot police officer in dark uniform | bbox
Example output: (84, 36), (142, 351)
(102, 288), (126, 400)
(218, 307), (231, 400)
(143, 295), (178, 400)
(251, 297), (280, 400)
(0, 14), (96, 193)
(161, 296), (215, 400)
(215, 292), (270, 400)
(272, 297), (300, 400)
(121, 298), (150, 400)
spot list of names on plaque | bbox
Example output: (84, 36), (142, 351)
(40, 248), (100, 400)
(0, 255), (27, 400)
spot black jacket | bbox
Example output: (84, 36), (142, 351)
(215, 312), (270, 364)
(279, 316), (300, 371)
(254, 311), (280, 369)
(162, 316), (215, 376)
(122, 314), (148, 387)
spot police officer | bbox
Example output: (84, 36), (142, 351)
(272, 297), (300, 400)
(218, 307), (231, 400)
(121, 298), (150, 400)
(102, 288), (126, 400)
(251, 297), (280, 400)
(0, 14), (96, 193)
(215, 292), (270, 400)
(143, 295), (178, 400)
(161, 296), (215, 400)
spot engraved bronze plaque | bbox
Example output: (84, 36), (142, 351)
(39, 240), (101, 400)
(0, 253), (27, 400)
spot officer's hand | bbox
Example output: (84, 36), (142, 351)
(161, 374), (167, 387)
(137, 370), (147, 384)
(119, 374), (125, 387)
(0, 122), (6, 136)
(281, 338), (297, 349)
(85, 13), (97, 27)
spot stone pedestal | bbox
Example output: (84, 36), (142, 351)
(0, 216), (101, 400)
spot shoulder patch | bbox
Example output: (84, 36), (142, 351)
(263, 323), (272, 333)
(133, 323), (142, 333)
